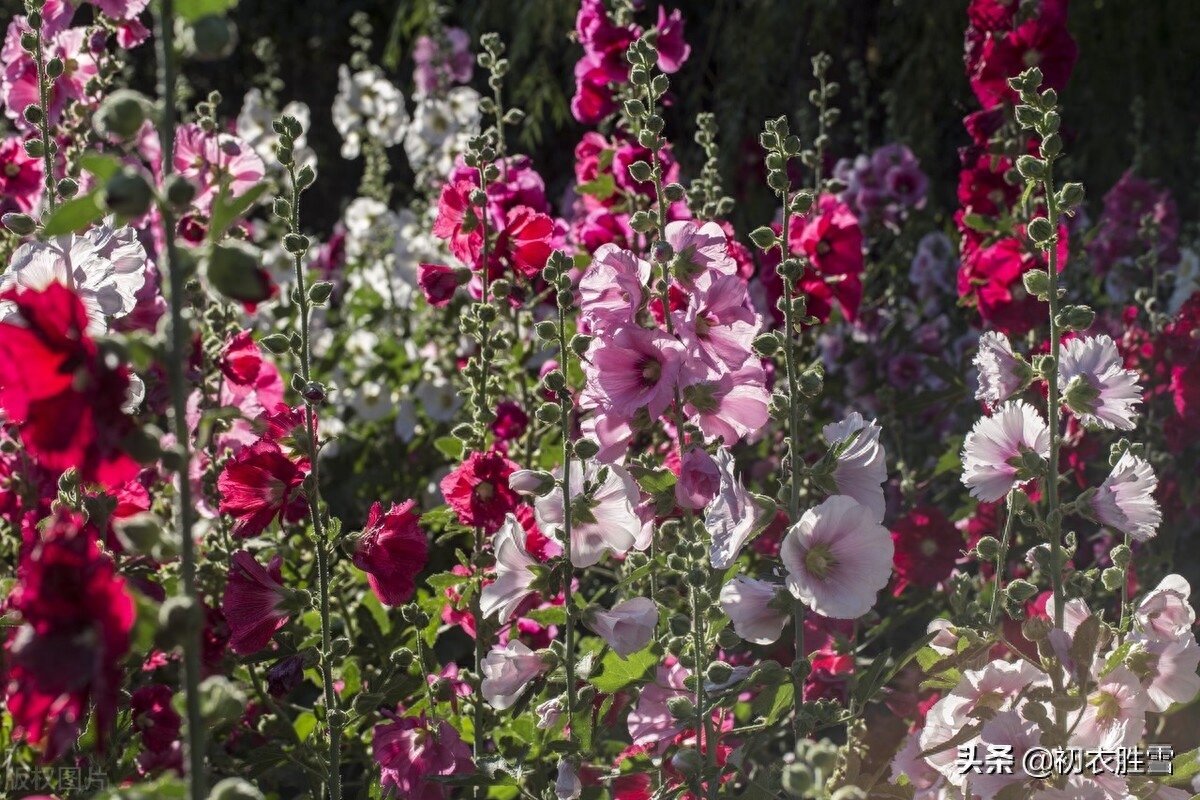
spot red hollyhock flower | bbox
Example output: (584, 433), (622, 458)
(374, 711), (475, 800)
(440, 450), (521, 532)
(890, 506), (964, 596)
(222, 550), (292, 655)
(352, 500), (429, 606)
(432, 179), (483, 267)
(956, 153), (1017, 219)
(417, 262), (465, 307)
(968, 7), (1077, 108)
(4, 510), (135, 760)
(787, 195), (865, 323)
(130, 683), (184, 773)
(0, 283), (139, 487)
(958, 224), (1067, 335)
(217, 438), (309, 538)
(495, 205), (555, 279)
(491, 400), (530, 443)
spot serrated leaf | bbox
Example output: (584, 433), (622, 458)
(524, 605), (567, 627)
(41, 191), (103, 236)
(591, 643), (660, 692)
(424, 571), (467, 591)
(208, 180), (268, 242)
(1164, 747), (1200, 787)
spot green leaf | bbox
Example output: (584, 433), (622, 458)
(749, 681), (794, 725)
(577, 173), (617, 201)
(293, 711), (317, 741)
(41, 191), (103, 236)
(524, 605), (567, 627)
(96, 778), (187, 800)
(590, 643), (661, 693)
(933, 436), (964, 477)
(1165, 747), (1200, 787)
(79, 152), (123, 182)
(176, 0), (239, 23)
(434, 436), (465, 460)
(630, 465), (677, 495)
(208, 181), (268, 243)
(425, 571), (468, 591)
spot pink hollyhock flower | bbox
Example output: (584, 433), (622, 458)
(974, 331), (1029, 409)
(1058, 334), (1142, 430)
(481, 514), (539, 622)
(556, 759), (582, 800)
(432, 178), (483, 267)
(481, 640), (551, 710)
(664, 220), (735, 287)
(440, 450), (521, 533)
(890, 506), (962, 596)
(578, 244), (651, 332)
(789, 195), (865, 322)
(374, 712), (474, 800)
(674, 446), (720, 510)
(718, 575), (788, 645)
(0, 135), (43, 214)
(653, 6), (690, 73)
(412, 26), (474, 95)
(822, 412), (887, 521)
(889, 731), (949, 797)
(2, 26), (97, 133)
(89, 0), (151, 20)
(681, 359), (771, 444)
(780, 495), (894, 619)
(4, 510), (134, 760)
(173, 123), (265, 213)
(495, 205), (555, 279)
(1127, 635), (1200, 713)
(969, 11), (1077, 108)
(1134, 574), (1195, 640)
(352, 500), (428, 606)
(0, 282), (139, 487)
(1074, 665), (1147, 748)
(217, 438), (309, 538)
(417, 262), (466, 307)
(222, 550), (292, 655)
(1091, 450), (1160, 542)
(676, 272), (759, 370)
(586, 326), (685, 419)
(961, 400), (1050, 502)
(573, 207), (635, 251)
(706, 446), (760, 568)
(535, 460), (644, 568)
(627, 661), (690, 751)
(970, 710), (1042, 799)
(584, 596), (657, 658)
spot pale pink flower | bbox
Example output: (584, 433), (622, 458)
(706, 447), (759, 568)
(585, 596), (657, 658)
(974, 330), (1028, 408)
(663, 219), (735, 287)
(780, 495), (893, 619)
(480, 640), (550, 710)
(889, 732), (948, 799)
(627, 661), (690, 751)
(535, 697), (563, 729)
(1058, 334), (1142, 430)
(676, 271), (759, 370)
(586, 326), (685, 419)
(555, 759), (582, 800)
(1128, 636), (1200, 712)
(961, 400), (1050, 502)
(578, 244), (650, 332)
(682, 359), (770, 444)
(822, 412), (887, 521)
(480, 514), (538, 622)
(971, 710), (1040, 799)
(535, 460), (642, 568)
(675, 446), (719, 510)
(2, 26), (97, 133)
(927, 618), (959, 656)
(719, 575), (788, 645)
(1074, 665), (1147, 748)
(1135, 574), (1195, 640)
(1091, 450), (1161, 542)
(173, 123), (266, 213)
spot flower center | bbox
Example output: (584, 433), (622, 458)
(919, 538), (938, 557)
(695, 313), (714, 337)
(475, 481), (494, 502)
(1091, 690), (1120, 725)
(804, 543), (836, 580)
(640, 358), (662, 385)
(4, 162), (19, 178)
(816, 240), (832, 257)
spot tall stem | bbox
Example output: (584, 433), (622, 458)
(154, 2), (206, 796)
(988, 491), (1018, 627)
(558, 300), (578, 737)
(29, 8), (56, 213)
(1043, 162), (1064, 632)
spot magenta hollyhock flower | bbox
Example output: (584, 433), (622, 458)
(585, 596), (657, 658)
(490, 401), (529, 442)
(663, 219), (735, 286)
(495, 205), (555, 279)
(173, 123), (265, 213)
(480, 514), (539, 622)
(719, 575), (788, 645)
(2, 26), (97, 134)
(89, 0), (151, 20)
(579, 244), (651, 332)
(889, 506), (962, 596)
(4, 510), (134, 760)
(653, 6), (690, 73)
(131, 683), (183, 774)
(217, 438), (310, 538)
(0, 134), (43, 214)
(352, 500), (429, 606)
(432, 178), (483, 267)
(417, 262), (466, 307)
(440, 450), (522, 533)
(222, 550), (292, 655)
(1058, 334), (1142, 430)
(682, 359), (770, 445)
(780, 495), (894, 619)
(676, 271), (759, 370)
(969, 11), (1077, 108)
(412, 26), (474, 96)
(627, 661), (690, 751)
(481, 640), (551, 710)
(960, 400), (1050, 502)
(790, 195), (864, 297)
(374, 712), (474, 800)
(586, 326), (685, 419)
(1091, 451), (1160, 542)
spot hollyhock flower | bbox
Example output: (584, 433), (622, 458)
(970, 711), (1042, 799)
(535, 460), (643, 568)
(173, 123), (266, 213)
(491, 401), (529, 443)
(674, 446), (720, 510)
(131, 684), (183, 760)
(0, 283), (139, 487)
(1074, 665), (1147, 748)
(627, 661), (690, 750)
(412, 27), (474, 95)
(974, 331), (1030, 408)
(218, 439), (309, 538)
(332, 65), (409, 159)
(821, 412), (887, 521)
(1058, 334), (1142, 430)
(481, 640), (551, 710)
(578, 244), (651, 332)
(585, 597), (657, 658)
(789, 195), (865, 322)
(4, 510), (134, 759)
(440, 450), (521, 532)
(374, 713), (474, 800)
(0, 135), (43, 214)
(960, 400), (1050, 502)
(1088, 170), (1180, 276)
(719, 575), (788, 645)
(1091, 451), (1161, 542)
(222, 550), (292, 655)
(781, 495), (894, 619)
(706, 446), (760, 568)
(890, 506), (963, 595)
(969, 11), (1078, 108)
(664, 220), (735, 287)
(586, 326), (685, 419)
(676, 272), (759, 370)
(681, 359), (771, 444)
(1134, 574), (1195, 640)
(352, 500), (428, 606)
(432, 179), (483, 267)
(1126, 636), (1200, 713)
(959, 232), (1067, 336)
(266, 654), (306, 698)
(495, 205), (555, 279)
(653, 6), (690, 73)
(3, 26), (97, 133)
(1, 225), (149, 335)
(481, 514), (540, 622)
(556, 759), (582, 800)
(417, 263), (463, 307)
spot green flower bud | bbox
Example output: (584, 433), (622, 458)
(164, 174), (197, 208)
(2, 212), (36, 236)
(1022, 269), (1051, 300)
(975, 535), (1001, 561)
(186, 14), (238, 61)
(100, 166), (154, 218)
(572, 439), (600, 460)
(1015, 155), (1046, 180)
(666, 695), (695, 719)
(95, 89), (149, 140)
(749, 226), (778, 251)
(308, 281), (334, 305)
(1027, 217), (1054, 244)
(1005, 578), (1038, 603)
(204, 241), (273, 304)
(199, 675), (247, 728)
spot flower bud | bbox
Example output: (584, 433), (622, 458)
(1022, 269), (1051, 300)
(205, 241), (274, 304)
(100, 167), (154, 218)
(975, 535), (1001, 561)
(95, 89), (148, 140)
(199, 676), (247, 728)
(1015, 155), (1046, 180)
(164, 174), (197, 208)
(2, 212), (36, 236)
(185, 14), (238, 61)
(1005, 578), (1038, 603)
(670, 748), (703, 776)
(1027, 217), (1054, 244)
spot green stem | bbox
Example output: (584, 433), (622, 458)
(558, 301), (578, 739)
(988, 491), (1017, 627)
(30, 7), (56, 212)
(154, 2), (205, 797)
(1042, 162), (1064, 632)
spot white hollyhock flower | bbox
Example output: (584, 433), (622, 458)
(706, 446), (757, 568)
(535, 461), (642, 568)
(719, 575), (788, 645)
(584, 596), (657, 658)
(403, 86), (481, 176)
(974, 331), (1028, 408)
(480, 514), (538, 622)
(780, 495), (893, 619)
(822, 412), (887, 521)
(1058, 334), (1142, 430)
(414, 375), (463, 422)
(1, 225), (148, 334)
(332, 65), (409, 159)
(1091, 451), (1161, 542)
(961, 401), (1050, 502)
(1134, 574), (1195, 640)
(480, 640), (550, 710)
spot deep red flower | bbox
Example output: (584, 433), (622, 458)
(491, 400), (530, 443)
(432, 179), (483, 268)
(222, 550), (291, 655)
(786, 195), (865, 323)
(968, 10), (1077, 108)
(496, 205), (555, 279)
(217, 438), (309, 538)
(4, 510), (135, 759)
(417, 262), (464, 307)
(0, 283), (139, 487)
(131, 684), (183, 757)
(890, 506), (964, 596)
(957, 153), (1017, 219)
(440, 450), (521, 532)
(374, 711), (475, 800)
(352, 500), (429, 606)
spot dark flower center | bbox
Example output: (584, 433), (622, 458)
(640, 359), (662, 385)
